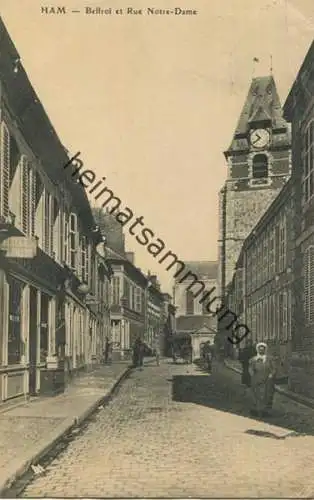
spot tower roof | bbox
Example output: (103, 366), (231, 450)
(226, 75), (289, 155)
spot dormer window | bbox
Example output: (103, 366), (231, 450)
(252, 154), (268, 179)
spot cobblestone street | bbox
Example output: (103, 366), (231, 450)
(22, 360), (314, 498)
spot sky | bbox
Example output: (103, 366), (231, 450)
(1, 0), (313, 293)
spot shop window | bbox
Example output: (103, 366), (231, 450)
(252, 154), (268, 179)
(8, 277), (24, 365)
(40, 293), (49, 362)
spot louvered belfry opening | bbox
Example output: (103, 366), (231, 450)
(252, 153), (269, 179)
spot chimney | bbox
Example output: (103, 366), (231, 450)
(149, 275), (158, 286)
(126, 252), (135, 264)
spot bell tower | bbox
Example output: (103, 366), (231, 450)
(218, 75), (291, 299)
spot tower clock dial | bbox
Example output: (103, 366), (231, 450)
(250, 129), (270, 149)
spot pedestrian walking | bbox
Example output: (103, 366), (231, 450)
(103, 337), (110, 364)
(154, 341), (161, 366)
(238, 338), (255, 386)
(249, 342), (276, 417)
(132, 337), (141, 367)
(138, 338), (144, 369)
(203, 342), (213, 372)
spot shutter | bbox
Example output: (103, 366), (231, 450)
(0, 122), (10, 219)
(30, 168), (36, 236)
(309, 246), (314, 324)
(20, 156), (30, 234)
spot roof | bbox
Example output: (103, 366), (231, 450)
(175, 261), (218, 282)
(284, 40), (314, 120)
(226, 75), (289, 155)
(175, 315), (216, 332)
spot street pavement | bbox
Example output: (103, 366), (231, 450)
(21, 360), (314, 498)
(0, 362), (130, 495)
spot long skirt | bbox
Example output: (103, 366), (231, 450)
(132, 351), (139, 367)
(251, 378), (275, 412)
(241, 364), (251, 386)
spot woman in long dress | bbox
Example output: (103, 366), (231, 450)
(249, 342), (276, 417)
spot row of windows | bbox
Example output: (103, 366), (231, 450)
(246, 289), (291, 343)
(111, 276), (143, 313)
(0, 120), (100, 290)
(246, 212), (287, 293)
(123, 278), (143, 313)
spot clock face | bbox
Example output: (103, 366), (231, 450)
(250, 129), (270, 149)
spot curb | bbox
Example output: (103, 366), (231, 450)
(0, 365), (132, 496)
(224, 360), (314, 410)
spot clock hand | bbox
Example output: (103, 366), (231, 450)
(252, 134), (261, 145)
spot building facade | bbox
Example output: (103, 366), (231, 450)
(173, 261), (218, 359)
(0, 18), (111, 403)
(218, 75), (291, 300)
(93, 209), (148, 359)
(227, 180), (295, 377)
(161, 292), (176, 356)
(146, 274), (164, 352)
(283, 40), (314, 397)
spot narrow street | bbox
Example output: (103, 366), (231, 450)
(22, 360), (314, 498)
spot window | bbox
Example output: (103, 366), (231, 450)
(269, 227), (275, 276)
(112, 277), (120, 305)
(69, 213), (77, 270)
(51, 197), (59, 258)
(252, 154), (269, 179)
(186, 290), (194, 315)
(279, 217), (286, 272)
(40, 293), (49, 362)
(282, 290), (288, 341)
(0, 121), (10, 219)
(302, 120), (314, 204)
(81, 236), (87, 282)
(63, 212), (69, 264)
(8, 277), (24, 365)
(304, 245), (314, 325)
(135, 287), (142, 312)
(132, 286), (136, 311)
(263, 236), (268, 282)
(274, 224), (280, 273)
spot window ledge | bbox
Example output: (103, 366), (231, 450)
(248, 177), (272, 188)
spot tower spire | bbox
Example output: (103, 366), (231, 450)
(270, 55), (273, 75)
(252, 57), (259, 78)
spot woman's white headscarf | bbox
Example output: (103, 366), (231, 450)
(256, 342), (267, 362)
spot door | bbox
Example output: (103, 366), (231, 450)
(29, 287), (38, 395)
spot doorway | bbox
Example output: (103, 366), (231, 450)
(29, 287), (38, 395)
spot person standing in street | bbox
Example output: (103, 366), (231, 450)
(249, 342), (276, 417)
(239, 338), (256, 387)
(153, 338), (161, 366)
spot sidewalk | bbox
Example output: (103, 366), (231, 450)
(0, 361), (134, 495)
(224, 358), (314, 410)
